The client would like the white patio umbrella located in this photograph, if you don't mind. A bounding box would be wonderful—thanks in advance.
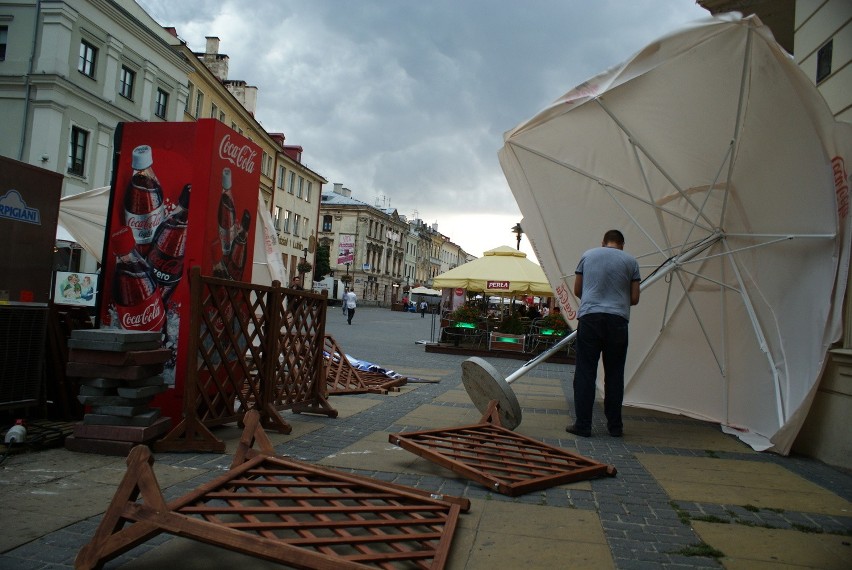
[498,13,851,453]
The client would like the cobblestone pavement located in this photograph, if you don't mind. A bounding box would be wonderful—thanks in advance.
[0,306,850,569]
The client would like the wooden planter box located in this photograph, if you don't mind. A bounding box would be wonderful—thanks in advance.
[489,332,526,353]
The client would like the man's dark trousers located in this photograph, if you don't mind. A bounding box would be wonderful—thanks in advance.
[572,312,629,433]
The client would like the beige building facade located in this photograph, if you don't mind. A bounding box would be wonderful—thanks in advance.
[319,184,470,306]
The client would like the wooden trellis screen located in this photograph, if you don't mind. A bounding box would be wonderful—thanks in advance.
[323,335,407,395]
[389,401,617,496]
[77,411,466,570]
[156,268,336,453]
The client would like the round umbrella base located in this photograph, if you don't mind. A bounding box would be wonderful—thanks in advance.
[461,357,522,429]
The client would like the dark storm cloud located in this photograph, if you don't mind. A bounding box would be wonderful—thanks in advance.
[136,0,709,254]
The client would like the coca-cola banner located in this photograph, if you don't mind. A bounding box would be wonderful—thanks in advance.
[100,120,261,416]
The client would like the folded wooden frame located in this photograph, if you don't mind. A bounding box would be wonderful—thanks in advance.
[75,410,469,570]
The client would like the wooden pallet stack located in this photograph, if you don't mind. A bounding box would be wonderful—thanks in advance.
[64,329,173,456]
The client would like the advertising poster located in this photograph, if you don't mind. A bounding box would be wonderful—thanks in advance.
[54,271,98,307]
[99,120,261,419]
[337,233,355,264]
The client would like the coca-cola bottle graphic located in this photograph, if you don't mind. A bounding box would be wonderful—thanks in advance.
[111,226,165,333]
[218,168,237,257]
[148,183,190,301]
[226,210,251,281]
[124,145,165,256]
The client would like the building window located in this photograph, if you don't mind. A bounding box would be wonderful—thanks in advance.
[282,210,291,233]
[78,40,97,78]
[296,176,304,198]
[322,215,332,232]
[302,218,309,238]
[287,172,296,194]
[218,111,225,122]
[816,39,833,84]
[273,206,282,230]
[119,66,135,99]
[194,90,204,118]
[293,213,301,236]
[211,102,218,119]
[0,26,8,61]
[67,126,89,176]
[185,82,194,112]
[276,165,285,189]
[305,181,312,202]
[155,88,168,118]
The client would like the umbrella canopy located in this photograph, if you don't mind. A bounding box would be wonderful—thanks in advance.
[499,13,851,454]
[432,245,553,296]
[58,186,111,262]
[410,286,441,296]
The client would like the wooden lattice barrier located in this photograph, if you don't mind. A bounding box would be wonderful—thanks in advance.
[389,401,617,496]
[156,268,335,453]
[76,410,466,570]
[323,335,407,395]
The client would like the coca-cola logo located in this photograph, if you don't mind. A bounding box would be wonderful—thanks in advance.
[120,298,163,330]
[555,283,577,320]
[219,135,257,174]
[126,209,165,240]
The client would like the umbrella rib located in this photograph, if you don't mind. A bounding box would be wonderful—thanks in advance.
[680,141,734,255]
[628,140,674,258]
[720,25,755,227]
[720,238,786,426]
[671,268,726,374]
[594,98,716,228]
[509,142,716,234]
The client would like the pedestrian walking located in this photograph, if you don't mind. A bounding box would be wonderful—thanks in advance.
[419,300,428,318]
[342,288,349,316]
[344,288,357,325]
[567,229,640,438]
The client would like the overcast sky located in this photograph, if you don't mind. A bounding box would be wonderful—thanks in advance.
[135,0,710,260]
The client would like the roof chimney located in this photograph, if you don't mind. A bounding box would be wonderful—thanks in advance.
[333,183,343,195]
[205,36,220,54]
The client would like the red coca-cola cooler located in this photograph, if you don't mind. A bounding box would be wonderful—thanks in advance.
[99,120,261,420]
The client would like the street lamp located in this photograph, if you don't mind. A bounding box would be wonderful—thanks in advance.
[299,247,309,285]
[511,223,523,250]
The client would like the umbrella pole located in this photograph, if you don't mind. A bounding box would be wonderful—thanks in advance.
[463,234,723,428]
[506,233,721,385]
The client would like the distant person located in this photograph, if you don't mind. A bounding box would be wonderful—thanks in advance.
[344,288,357,325]
[528,304,541,320]
[342,288,349,315]
[567,229,640,439]
[419,300,428,318]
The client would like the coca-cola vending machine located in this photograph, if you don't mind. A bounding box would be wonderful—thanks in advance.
[100,120,261,420]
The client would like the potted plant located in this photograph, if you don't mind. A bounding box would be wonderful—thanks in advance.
[297,260,313,274]
[497,311,525,334]
[340,273,353,284]
[450,305,482,327]
[539,312,569,334]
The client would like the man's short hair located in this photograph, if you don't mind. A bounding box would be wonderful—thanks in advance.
[603,229,625,245]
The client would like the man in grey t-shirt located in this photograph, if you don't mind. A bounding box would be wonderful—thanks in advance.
[567,229,640,438]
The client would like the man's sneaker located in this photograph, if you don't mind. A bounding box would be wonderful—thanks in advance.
[565,424,591,437]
